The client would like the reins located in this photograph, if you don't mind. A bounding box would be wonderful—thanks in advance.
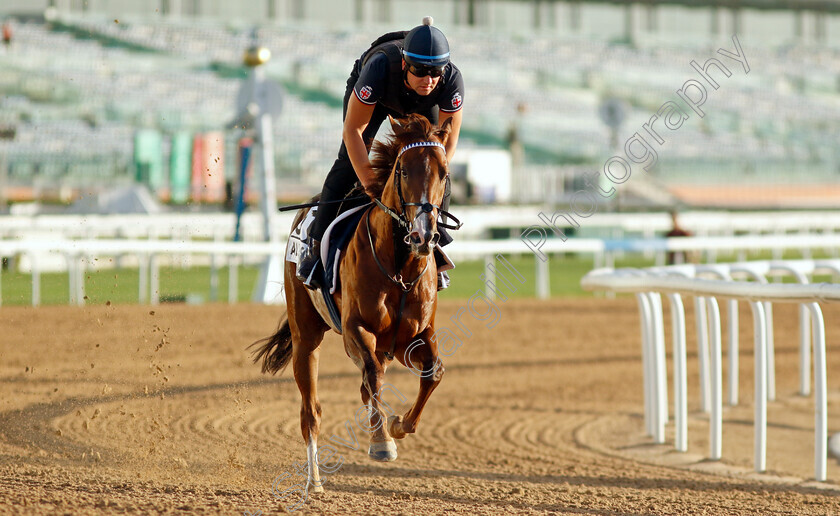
[278,195,369,212]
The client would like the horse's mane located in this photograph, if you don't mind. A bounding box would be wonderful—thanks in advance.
[368,114,449,199]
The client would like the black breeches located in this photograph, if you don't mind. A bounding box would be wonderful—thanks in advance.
[309,155,359,240]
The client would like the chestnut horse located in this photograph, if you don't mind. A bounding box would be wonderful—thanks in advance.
[252,114,455,494]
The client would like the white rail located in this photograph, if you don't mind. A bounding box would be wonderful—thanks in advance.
[0,239,281,306]
[3,232,840,306]
[581,261,840,482]
[4,210,840,241]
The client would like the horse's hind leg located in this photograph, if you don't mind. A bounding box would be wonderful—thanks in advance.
[292,339,325,494]
[286,271,329,494]
[389,328,444,440]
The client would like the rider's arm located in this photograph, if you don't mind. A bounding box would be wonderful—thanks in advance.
[343,95,378,196]
[438,66,465,163]
[438,108,462,163]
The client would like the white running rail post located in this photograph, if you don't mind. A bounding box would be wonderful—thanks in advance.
[727,298,738,406]
[635,292,654,437]
[749,300,767,473]
[807,302,827,482]
[536,254,550,299]
[694,296,711,414]
[706,296,723,460]
[667,293,688,452]
[647,292,668,444]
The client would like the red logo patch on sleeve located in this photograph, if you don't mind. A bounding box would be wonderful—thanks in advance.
[359,85,373,100]
[451,92,462,109]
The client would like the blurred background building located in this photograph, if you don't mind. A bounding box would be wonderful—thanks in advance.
[1,0,839,212]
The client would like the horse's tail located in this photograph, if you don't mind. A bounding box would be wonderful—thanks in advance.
[249,312,293,375]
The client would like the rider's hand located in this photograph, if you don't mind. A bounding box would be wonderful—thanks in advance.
[363,183,379,200]
[356,178,378,200]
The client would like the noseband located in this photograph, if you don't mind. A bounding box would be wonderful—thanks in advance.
[372,141,463,245]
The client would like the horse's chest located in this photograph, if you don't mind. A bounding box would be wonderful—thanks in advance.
[363,292,432,334]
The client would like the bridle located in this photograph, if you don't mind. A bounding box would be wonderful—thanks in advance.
[367,140,463,360]
[371,140,462,245]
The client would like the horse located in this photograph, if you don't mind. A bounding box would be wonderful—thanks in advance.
[251,113,456,494]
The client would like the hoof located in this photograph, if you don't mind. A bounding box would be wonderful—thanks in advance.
[309,483,324,495]
[387,415,407,440]
[368,440,398,462]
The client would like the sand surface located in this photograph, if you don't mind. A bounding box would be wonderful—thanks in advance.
[2,297,840,515]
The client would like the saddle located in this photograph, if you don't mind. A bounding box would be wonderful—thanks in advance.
[286,192,370,330]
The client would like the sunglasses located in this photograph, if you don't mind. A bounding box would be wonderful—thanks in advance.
[408,64,445,78]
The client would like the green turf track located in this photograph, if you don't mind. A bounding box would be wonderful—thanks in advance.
[1,249,833,306]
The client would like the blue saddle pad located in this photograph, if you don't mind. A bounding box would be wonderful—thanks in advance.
[321,203,371,294]
[316,203,371,332]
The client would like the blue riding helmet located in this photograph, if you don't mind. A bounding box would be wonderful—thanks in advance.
[402,18,450,69]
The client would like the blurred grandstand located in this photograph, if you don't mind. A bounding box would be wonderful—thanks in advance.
[1,0,839,212]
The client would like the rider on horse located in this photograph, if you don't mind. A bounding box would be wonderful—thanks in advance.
[296,16,464,291]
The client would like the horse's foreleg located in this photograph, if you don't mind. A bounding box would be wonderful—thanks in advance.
[363,357,399,461]
[390,330,444,440]
[292,344,324,494]
[346,325,397,462]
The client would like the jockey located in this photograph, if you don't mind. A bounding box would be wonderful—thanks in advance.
[296,16,464,291]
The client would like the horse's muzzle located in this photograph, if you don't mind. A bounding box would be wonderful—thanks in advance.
[408,227,438,256]
[409,229,439,246]
[409,232,437,256]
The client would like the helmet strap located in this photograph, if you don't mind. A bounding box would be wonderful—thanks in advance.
[401,60,411,91]
[400,58,408,87]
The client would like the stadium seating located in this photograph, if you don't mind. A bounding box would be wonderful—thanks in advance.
[0,14,838,206]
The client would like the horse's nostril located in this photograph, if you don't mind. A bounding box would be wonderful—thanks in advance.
[430,232,440,246]
[409,231,423,245]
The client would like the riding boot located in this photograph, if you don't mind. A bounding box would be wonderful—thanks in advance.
[434,242,453,292]
[437,271,450,291]
[296,238,322,290]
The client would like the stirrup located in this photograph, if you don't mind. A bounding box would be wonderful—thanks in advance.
[301,263,323,291]
[437,271,450,291]
[296,240,322,289]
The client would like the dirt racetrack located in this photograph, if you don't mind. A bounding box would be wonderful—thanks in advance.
[2,297,840,515]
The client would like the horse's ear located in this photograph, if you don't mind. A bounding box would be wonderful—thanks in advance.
[435,117,454,146]
[388,115,404,134]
